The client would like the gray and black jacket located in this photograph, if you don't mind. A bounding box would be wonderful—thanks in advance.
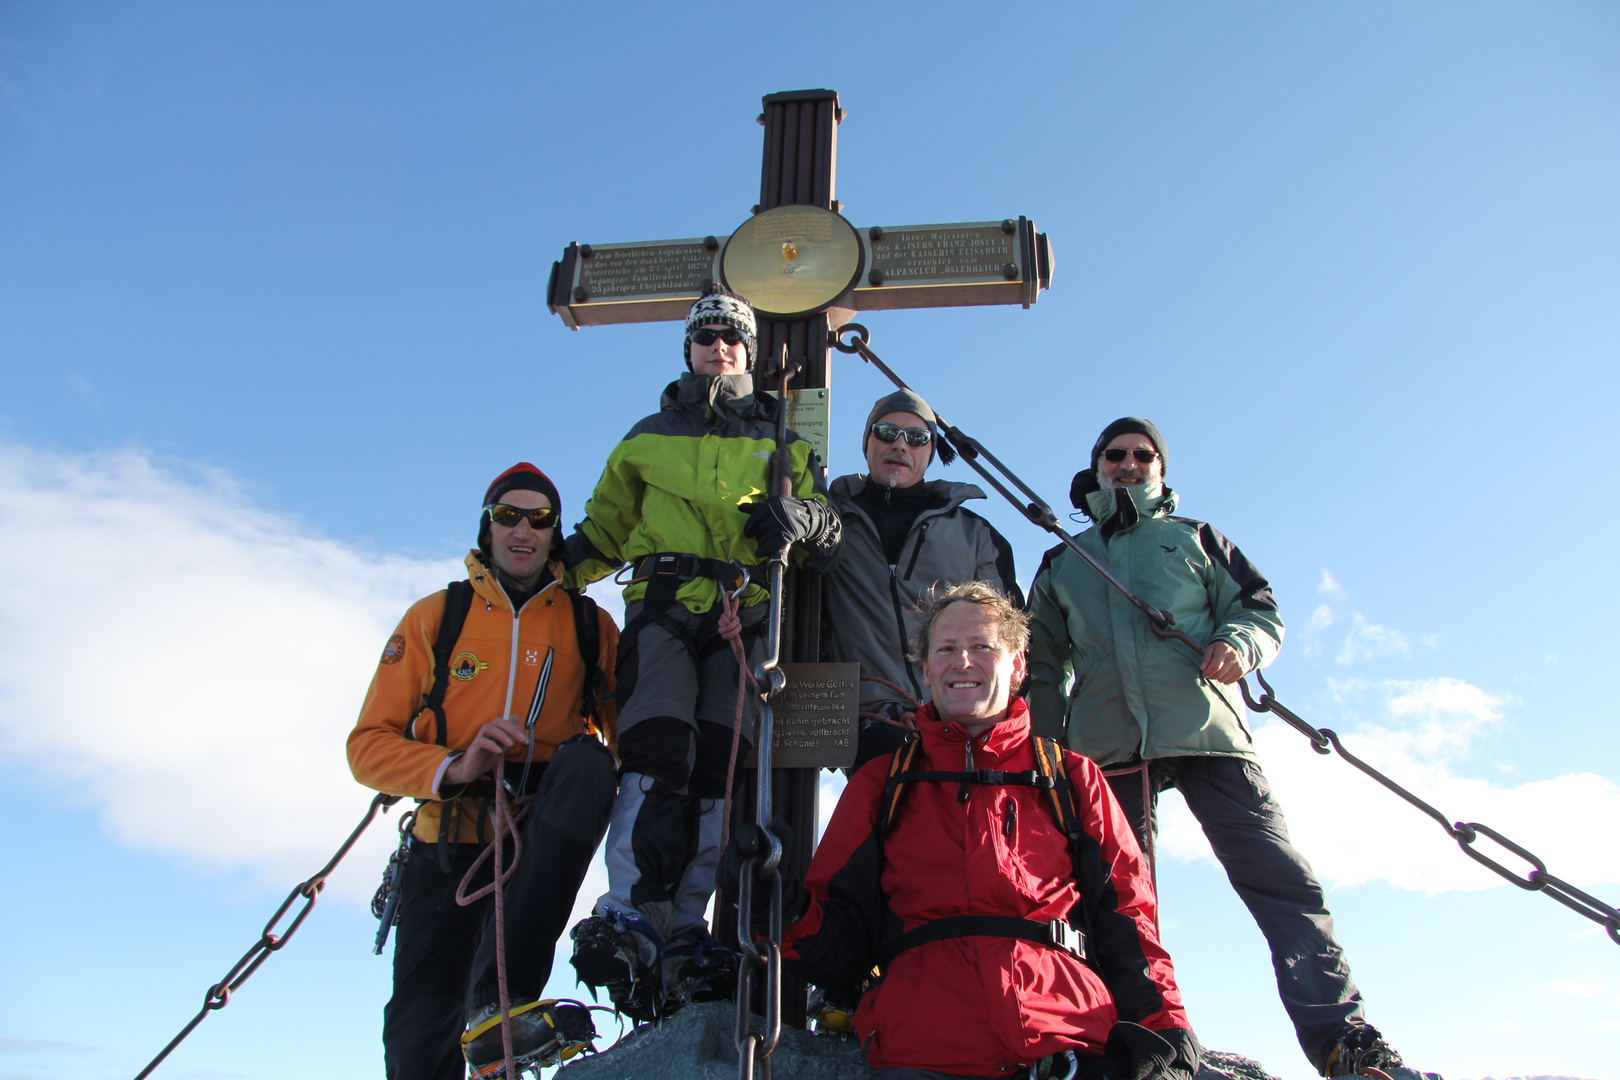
[821,473,1022,717]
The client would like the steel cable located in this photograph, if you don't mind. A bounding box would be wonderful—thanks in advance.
[832,322,1620,948]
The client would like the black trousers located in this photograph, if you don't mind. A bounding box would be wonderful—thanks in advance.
[1106,755,1365,1067]
[382,736,616,1080]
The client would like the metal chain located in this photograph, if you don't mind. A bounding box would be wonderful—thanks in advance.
[832,322,1620,949]
[132,792,401,1080]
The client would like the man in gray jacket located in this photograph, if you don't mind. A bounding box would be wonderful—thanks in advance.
[1026,417,1408,1080]
[822,389,1022,769]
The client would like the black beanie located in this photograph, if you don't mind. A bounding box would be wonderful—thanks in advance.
[1089,417,1168,476]
[478,462,563,554]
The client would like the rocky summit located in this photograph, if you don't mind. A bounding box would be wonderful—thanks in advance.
[556,1001,1288,1080]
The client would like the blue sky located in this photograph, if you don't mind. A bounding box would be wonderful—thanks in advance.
[2,2,1617,1079]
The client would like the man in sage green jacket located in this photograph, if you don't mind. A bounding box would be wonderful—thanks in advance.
[1026,417,1407,1080]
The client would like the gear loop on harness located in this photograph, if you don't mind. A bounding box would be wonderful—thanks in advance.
[834,322,1620,949]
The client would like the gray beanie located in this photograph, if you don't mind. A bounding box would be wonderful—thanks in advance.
[684,285,758,369]
[863,389,956,465]
[1090,416,1167,476]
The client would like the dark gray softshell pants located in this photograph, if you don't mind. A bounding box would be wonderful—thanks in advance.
[1108,756,1365,1068]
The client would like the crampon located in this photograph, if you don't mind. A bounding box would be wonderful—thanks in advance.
[460,998,597,1079]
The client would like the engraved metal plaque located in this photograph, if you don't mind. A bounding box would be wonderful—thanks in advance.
[783,386,830,472]
[555,238,723,327]
[721,206,864,318]
[852,220,1050,311]
[746,662,860,769]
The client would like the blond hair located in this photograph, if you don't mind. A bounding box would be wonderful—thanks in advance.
[910,580,1030,659]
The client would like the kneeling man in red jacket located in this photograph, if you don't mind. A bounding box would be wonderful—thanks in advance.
[725,581,1201,1080]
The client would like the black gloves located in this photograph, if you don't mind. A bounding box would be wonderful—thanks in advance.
[738,496,835,560]
[717,817,807,928]
[1045,1023,1200,1080]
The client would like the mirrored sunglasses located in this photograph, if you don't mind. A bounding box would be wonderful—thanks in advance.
[870,422,933,447]
[1102,448,1158,463]
[690,327,748,347]
[486,504,560,529]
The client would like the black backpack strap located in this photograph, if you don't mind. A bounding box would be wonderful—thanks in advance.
[566,588,605,723]
[877,734,924,841]
[877,914,1086,974]
[1033,735,1099,954]
[417,580,475,748]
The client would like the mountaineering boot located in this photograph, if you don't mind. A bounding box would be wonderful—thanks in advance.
[808,984,861,1036]
[664,932,740,1006]
[460,999,598,1079]
[569,912,664,1023]
[1321,1025,1431,1078]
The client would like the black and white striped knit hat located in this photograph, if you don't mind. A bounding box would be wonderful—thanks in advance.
[684,285,758,370]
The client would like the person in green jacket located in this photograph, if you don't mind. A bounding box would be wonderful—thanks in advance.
[1026,418,1408,1080]
[561,286,841,1021]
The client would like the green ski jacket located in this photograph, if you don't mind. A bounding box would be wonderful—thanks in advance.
[1025,484,1283,764]
[564,371,836,612]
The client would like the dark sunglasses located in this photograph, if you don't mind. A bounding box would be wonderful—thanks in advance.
[690,327,748,347]
[870,422,933,447]
[1102,448,1158,464]
[486,504,560,529]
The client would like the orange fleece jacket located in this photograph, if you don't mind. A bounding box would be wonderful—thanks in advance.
[347,553,619,844]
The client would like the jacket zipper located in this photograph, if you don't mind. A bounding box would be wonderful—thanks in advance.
[888,566,924,700]
[1003,800,1017,838]
[902,520,931,581]
[958,736,975,802]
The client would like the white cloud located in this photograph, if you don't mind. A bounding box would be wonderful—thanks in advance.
[1158,677,1620,895]
[1335,613,1411,664]
[1317,570,1346,598]
[0,443,466,899]
[1306,603,1335,632]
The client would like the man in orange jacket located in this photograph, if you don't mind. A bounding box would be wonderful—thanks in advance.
[348,463,620,1080]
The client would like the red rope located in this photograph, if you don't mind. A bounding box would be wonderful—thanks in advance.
[455,775,525,1079]
[717,590,758,854]
[859,674,921,731]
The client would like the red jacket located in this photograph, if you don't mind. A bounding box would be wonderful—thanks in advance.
[781,698,1191,1074]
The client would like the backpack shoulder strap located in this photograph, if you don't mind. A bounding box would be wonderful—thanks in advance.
[877,734,925,840]
[1032,736,1083,842]
[417,580,475,747]
[566,588,604,722]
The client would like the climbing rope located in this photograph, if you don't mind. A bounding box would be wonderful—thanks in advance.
[719,585,758,856]
[833,321,1620,948]
[859,673,920,731]
[133,792,401,1080]
[455,773,527,1080]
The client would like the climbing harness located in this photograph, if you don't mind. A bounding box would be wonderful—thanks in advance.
[733,350,794,1080]
[132,793,401,1079]
[833,322,1620,948]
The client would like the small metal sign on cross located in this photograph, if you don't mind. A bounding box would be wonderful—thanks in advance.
[546,88,1054,1034]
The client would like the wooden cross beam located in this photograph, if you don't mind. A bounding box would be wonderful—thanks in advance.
[546,88,1055,393]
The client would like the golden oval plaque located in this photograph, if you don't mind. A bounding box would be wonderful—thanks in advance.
[721,205,864,318]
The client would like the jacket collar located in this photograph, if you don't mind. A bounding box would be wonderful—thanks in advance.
[832,473,985,507]
[1084,483,1178,542]
[464,551,562,613]
[914,697,1034,765]
[662,371,762,424]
